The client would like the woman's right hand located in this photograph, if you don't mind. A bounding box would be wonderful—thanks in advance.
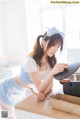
[51,63,68,75]
[36,91,46,101]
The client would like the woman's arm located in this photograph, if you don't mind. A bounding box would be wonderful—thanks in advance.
[29,71,53,93]
[44,80,53,95]
[29,63,67,93]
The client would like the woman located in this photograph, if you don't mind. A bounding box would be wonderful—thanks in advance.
[0,27,68,119]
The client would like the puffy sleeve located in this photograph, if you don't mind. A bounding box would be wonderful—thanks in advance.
[22,57,38,72]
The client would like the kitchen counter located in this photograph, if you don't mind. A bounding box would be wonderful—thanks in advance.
[16,90,80,119]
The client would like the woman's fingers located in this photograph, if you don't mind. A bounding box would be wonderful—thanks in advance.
[36,91,45,101]
[52,63,68,75]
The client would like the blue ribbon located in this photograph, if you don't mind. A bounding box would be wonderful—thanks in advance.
[47,27,65,39]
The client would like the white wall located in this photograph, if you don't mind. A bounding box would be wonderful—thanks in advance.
[24,0,42,52]
[0,0,42,65]
[3,0,28,64]
[0,3,7,54]
[0,0,29,65]
[67,49,80,63]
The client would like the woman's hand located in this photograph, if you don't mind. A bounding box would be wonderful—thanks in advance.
[51,63,68,75]
[36,91,46,101]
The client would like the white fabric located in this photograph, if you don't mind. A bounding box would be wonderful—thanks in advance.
[22,57,38,73]
[22,57,51,80]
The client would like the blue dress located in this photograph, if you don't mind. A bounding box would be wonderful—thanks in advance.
[0,67,33,105]
[0,57,51,105]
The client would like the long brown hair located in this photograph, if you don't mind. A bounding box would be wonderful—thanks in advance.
[29,33,63,68]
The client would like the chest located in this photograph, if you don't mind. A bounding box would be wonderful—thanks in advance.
[37,64,51,80]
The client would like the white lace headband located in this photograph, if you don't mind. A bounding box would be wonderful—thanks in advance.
[46,27,65,39]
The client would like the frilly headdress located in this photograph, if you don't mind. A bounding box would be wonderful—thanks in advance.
[46,27,65,39]
[40,27,64,47]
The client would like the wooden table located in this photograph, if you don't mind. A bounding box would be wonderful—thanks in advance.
[16,91,80,119]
